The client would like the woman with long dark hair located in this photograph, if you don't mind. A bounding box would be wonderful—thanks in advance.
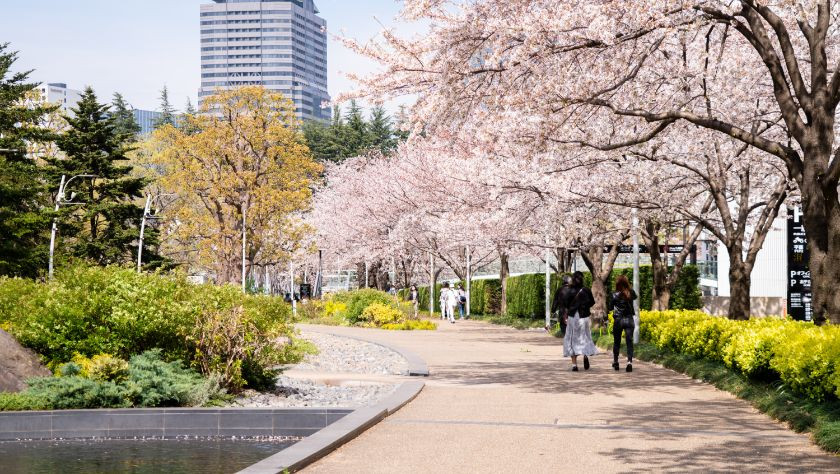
[611,275,637,372]
[562,271,598,371]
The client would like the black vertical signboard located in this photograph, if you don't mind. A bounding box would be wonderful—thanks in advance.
[787,207,812,321]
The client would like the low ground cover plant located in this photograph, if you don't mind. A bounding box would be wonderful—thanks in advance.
[0,350,227,411]
[0,264,306,394]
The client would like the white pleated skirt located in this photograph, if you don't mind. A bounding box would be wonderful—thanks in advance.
[563,313,599,357]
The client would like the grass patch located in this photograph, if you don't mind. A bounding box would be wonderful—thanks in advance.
[593,334,840,454]
[469,313,547,330]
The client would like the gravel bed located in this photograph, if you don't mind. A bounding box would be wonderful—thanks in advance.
[231,377,397,408]
[230,330,407,408]
[293,331,409,376]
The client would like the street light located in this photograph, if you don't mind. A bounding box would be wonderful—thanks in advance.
[48,174,96,280]
[137,194,174,272]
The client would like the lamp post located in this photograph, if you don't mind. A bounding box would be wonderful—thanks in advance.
[632,208,641,343]
[49,174,96,280]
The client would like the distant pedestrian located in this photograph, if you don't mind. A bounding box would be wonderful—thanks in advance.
[456,284,467,320]
[442,282,457,323]
[551,275,575,335]
[562,271,598,371]
[408,285,419,319]
[610,275,637,372]
[439,283,448,320]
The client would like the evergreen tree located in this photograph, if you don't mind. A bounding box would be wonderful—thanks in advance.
[368,105,396,155]
[343,100,369,156]
[178,97,200,135]
[154,85,176,129]
[184,97,196,115]
[111,92,141,140]
[0,43,56,277]
[48,87,147,266]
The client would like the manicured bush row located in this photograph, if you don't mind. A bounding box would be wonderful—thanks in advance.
[401,265,702,318]
[640,310,840,401]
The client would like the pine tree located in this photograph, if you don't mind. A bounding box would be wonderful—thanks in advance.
[344,100,369,156]
[111,92,141,140]
[0,43,56,277]
[184,97,196,115]
[368,105,396,155]
[154,85,176,129]
[178,97,201,135]
[48,87,147,266]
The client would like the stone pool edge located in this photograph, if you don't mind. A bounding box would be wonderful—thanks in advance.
[235,379,425,474]
[0,407,354,441]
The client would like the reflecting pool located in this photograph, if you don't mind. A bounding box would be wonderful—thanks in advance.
[0,438,296,474]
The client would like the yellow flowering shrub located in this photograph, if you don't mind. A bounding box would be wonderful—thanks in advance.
[639,310,840,401]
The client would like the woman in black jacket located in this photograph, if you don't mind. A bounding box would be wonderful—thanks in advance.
[611,275,636,372]
[562,271,599,371]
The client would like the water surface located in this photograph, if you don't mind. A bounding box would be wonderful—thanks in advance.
[0,438,296,474]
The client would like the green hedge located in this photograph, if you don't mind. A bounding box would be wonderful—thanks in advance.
[641,310,840,402]
[404,265,701,318]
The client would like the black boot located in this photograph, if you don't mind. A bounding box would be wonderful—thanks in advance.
[583,356,590,370]
[612,361,619,371]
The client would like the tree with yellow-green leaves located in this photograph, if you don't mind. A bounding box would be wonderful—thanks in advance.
[145,87,322,284]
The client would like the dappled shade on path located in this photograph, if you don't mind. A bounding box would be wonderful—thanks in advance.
[301,321,839,473]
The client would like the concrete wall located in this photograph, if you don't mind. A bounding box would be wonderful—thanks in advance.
[703,296,786,317]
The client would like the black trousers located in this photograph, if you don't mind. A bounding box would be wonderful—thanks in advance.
[613,320,634,361]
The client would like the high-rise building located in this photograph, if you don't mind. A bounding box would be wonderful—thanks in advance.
[38,83,83,115]
[199,0,330,122]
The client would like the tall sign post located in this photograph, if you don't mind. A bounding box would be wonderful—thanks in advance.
[787,206,812,321]
[466,246,471,317]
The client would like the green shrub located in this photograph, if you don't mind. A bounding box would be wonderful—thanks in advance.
[339,289,395,324]
[1,350,226,411]
[0,264,300,393]
[0,392,52,411]
[26,376,132,409]
[640,310,840,402]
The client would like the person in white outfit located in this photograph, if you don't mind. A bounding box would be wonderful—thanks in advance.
[439,284,449,320]
[443,282,458,323]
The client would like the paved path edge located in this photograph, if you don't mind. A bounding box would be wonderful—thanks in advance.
[298,324,431,376]
[236,380,425,474]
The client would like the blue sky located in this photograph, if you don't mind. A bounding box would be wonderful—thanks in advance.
[1,1,411,113]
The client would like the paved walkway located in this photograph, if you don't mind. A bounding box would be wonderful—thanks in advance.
[301,320,840,473]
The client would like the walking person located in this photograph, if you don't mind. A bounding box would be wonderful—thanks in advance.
[408,285,419,319]
[551,275,575,335]
[563,271,599,371]
[456,284,467,320]
[439,283,449,320]
[443,282,458,323]
[610,275,636,372]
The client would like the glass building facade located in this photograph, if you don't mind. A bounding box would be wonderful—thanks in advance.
[199,0,330,122]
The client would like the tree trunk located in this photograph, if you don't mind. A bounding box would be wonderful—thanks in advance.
[727,253,751,320]
[645,226,671,311]
[499,250,509,315]
[799,164,840,325]
[590,276,607,320]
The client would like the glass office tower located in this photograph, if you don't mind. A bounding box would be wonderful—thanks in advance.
[200,0,329,121]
